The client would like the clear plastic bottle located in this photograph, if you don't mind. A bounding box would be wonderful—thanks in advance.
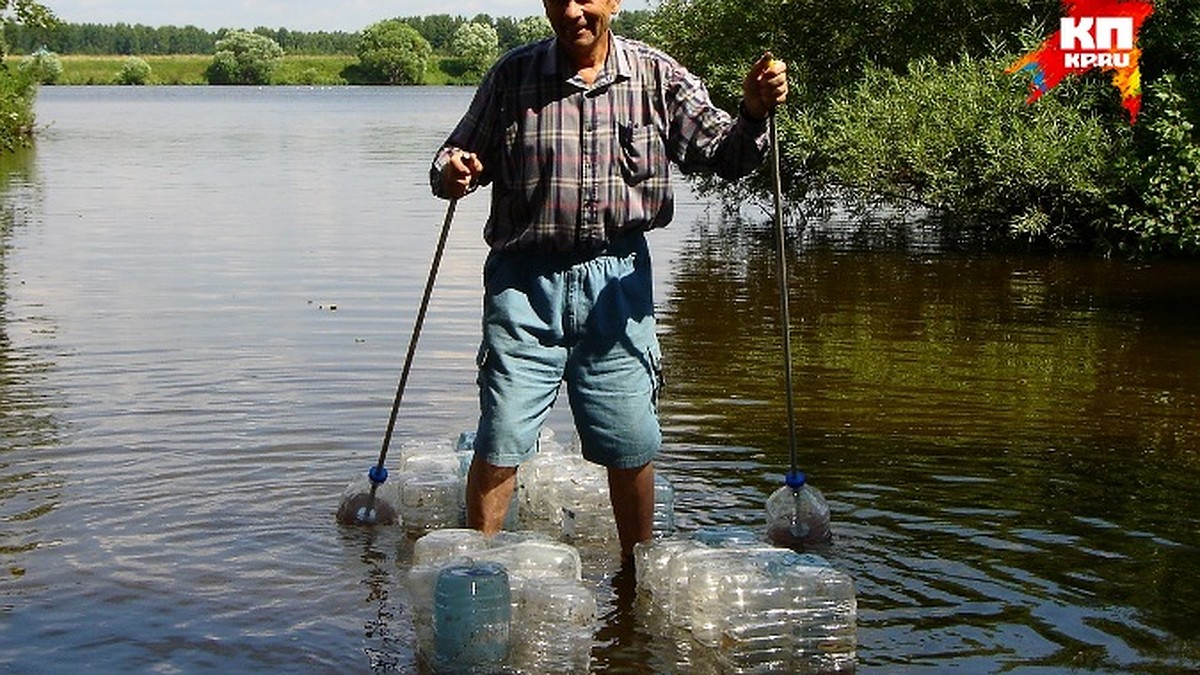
[485,539,582,582]
[693,525,761,548]
[509,578,597,674]
[399,473,466,535]
[652,473,677,537]
[715,549,856,673]
[765,471,832,549]
[411,528,488,567]
[783,563,857,672]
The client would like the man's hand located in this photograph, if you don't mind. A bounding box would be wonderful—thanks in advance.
[440,150,484,199]
[742,53,788,121]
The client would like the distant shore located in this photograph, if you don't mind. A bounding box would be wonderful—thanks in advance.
[5,54,474,86]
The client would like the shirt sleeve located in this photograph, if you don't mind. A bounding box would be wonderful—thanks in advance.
[664,65,770,181]
[429,68,503,199]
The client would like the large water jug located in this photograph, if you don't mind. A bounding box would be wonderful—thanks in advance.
[399,439,462,475]
[406,556,471,660]
[765,471,832,549]
[433,561,512,672]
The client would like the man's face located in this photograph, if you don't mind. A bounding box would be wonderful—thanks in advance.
[543,0,621,60]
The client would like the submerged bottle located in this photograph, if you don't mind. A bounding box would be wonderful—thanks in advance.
[718,550,857,673]
[509,578,597,674]
[766,470,832,549]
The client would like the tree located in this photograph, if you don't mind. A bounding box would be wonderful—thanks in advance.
[1,0,56,152]
[649,0,1200,255]
[401,14,461,52]
[1,0,55,40]
[204,30,283,85]
[18,45,60,83]
[611,9,653,42]
[356,19,431,85]
[513,15,552,46]
[114,55,151,85]
[450,22,498,76]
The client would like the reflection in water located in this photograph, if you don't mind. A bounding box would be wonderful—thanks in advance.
[347,528,414,674]
[657,212,1200,670]
[0,146,61,585]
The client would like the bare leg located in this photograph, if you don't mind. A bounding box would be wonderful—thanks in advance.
[608,462,655,559]
[466,455,518,535]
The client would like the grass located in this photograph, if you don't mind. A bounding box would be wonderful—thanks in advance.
[3,54,484,86]
[4,54,361,86]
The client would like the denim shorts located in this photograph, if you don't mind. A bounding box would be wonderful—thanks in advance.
[473,233,663,469]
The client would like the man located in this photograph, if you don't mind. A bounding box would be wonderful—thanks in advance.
[431,0,787,561]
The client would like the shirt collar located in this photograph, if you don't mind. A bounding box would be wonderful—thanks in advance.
[542,33,633,89]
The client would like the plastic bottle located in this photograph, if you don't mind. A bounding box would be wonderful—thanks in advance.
[633,537,700,605]
[399,473,465,534]
[715,550,856,673]
[509,578,597,674]
[765,471,832,549]
[433,561,512,672]
[693,525,761,548]
[652,473,676,537]
[335,475,400,526]
[558,466,617,543]
[485,539,582,582]
[411,528,488,567]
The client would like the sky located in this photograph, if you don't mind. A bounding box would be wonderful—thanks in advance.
[42,1,654,33]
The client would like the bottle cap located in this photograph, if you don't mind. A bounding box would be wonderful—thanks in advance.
[785,470,807,488]
[368,465,389,485]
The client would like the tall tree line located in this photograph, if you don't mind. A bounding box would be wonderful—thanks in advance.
[3,22,358,55]
[3,11,653,56]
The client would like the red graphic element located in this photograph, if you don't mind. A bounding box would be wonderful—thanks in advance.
[1006,0,1154,123]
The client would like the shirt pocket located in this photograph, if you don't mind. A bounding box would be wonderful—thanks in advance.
[618,122,663,186]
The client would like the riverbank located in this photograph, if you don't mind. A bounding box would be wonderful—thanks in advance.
[3,54,469,86]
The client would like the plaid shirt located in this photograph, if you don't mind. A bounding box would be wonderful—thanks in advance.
[431,35,770,253]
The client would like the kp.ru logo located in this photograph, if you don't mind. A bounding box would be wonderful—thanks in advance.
[1007,0,1154,123]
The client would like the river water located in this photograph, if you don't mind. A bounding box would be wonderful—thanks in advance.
[0,86,1196,673]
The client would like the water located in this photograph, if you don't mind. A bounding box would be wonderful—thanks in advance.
[1,86,1197,672]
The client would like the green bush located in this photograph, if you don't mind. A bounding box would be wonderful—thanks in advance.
[1110,75,1200,255]
[814,56,1126,249]
[19,46,61,84]
[449,22,498,77]
[0,62,36,151]
[205,30,283,85]
[114,56,151,85]
[647,0,1200,256]
[357,19,431,85]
